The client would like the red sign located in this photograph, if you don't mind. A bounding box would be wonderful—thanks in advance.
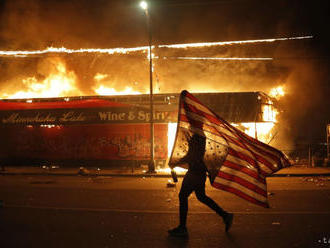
[0,123,168,161]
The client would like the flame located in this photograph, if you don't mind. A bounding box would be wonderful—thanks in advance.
[262,100,278,122]
[164,56,273,61]
[94,73,108,81]
[167,122,177,157]
[269,86,285,99]
[155,167,187,175]
[93,72,144,96]
[0,46,148,57]
[0,36,312,57]
[158,36,313,49]
[1,60,81,99]
[94,85,141,96]
[233,122,275,143]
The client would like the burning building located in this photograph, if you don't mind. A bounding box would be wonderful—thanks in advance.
[0,91,277,168]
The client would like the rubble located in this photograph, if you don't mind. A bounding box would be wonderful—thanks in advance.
[78,167,90,176]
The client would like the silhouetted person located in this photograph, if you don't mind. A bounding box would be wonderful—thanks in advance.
[168,134,233,237]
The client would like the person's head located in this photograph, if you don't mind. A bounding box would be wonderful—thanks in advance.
[189,133,206,151]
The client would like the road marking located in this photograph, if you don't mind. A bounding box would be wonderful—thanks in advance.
[3,204,330,215]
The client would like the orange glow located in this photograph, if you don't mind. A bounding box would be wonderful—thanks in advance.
[233,122,275,144]
[0,36,312,57]
[167,122,177,157]
[94,85,142,96]
[1,60,81,99]
[269,86,285,100]
[155,167,187,175]
[262,101,278,122]
[0,46,148,57]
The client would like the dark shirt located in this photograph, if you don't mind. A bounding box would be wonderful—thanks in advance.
[179,134,207,175]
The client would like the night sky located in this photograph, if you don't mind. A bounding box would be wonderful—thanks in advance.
[0,0,329,146]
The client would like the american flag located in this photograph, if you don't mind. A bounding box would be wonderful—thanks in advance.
[169,90,291,207]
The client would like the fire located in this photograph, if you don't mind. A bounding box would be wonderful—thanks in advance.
[0,36,312,58]
[0,46,148,57]
[262,100,278,122]
[93,73,143,96]
[167,122,177,157]
[236,122,275,144]
[1,59,81,99]
[269,86,285,100]
[158,36,312,49]
[165,56,273,61]
[94,85,141,96]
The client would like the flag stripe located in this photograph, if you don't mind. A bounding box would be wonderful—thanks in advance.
[179,116,273,176]
[181,109,282,172]
[170,90,291,208]
[182,100,283,159]
[218,169,267,197]
[212,177,267,204]
[222,159,266,183]
[212,181,269,208]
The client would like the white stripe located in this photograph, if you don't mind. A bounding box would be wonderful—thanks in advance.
[227,142,275,174]
[225,154,259,171]
[177,124,274,176]
[180,111,237,140]
[219,166,267,191]
[181,108,281,168]
[179,120,274,175]
[226,153,272,175]
[184,97,216,118]
[178,123,228,148]
[182,100,282,159]
[180,98,284,173]
[213,177,267,203]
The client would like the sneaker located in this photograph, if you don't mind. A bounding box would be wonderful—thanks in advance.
[224,213,234,232]
[168,226,188,237]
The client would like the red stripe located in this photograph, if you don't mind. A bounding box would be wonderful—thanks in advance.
[181,112,278,174]
[182,103,223,127]
[253,153,277,172]
[183,103,277,163]
[222,131,280,164]
[212,181,269,208]
[228,148,257,166]
[181,112,276,175]
[182,90,205,106]
[222,160,266,183]
[182,96,286,164]
[180,115,225,141]
[183,92,284,159]
[217,171,267,197]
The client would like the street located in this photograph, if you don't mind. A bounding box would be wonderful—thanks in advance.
[0,174,329,248]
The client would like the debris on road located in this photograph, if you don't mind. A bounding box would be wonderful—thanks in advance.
[167,179,176,188]
[272,222,281,225]
[78,167,90,176]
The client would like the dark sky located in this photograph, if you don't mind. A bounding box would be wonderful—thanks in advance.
[0,0,329,146]
[0,0,329,49]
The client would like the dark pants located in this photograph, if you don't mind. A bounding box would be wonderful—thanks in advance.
[179,171,227,227]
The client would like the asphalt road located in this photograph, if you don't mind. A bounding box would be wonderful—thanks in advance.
[0,175,329,248]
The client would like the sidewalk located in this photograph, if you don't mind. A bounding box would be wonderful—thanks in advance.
[0,164,330,177]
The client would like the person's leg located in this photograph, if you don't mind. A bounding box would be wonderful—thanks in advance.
[178,173,194,228]
[194,175,227,217]
[168,172,194,236]
[194,175,234,232]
